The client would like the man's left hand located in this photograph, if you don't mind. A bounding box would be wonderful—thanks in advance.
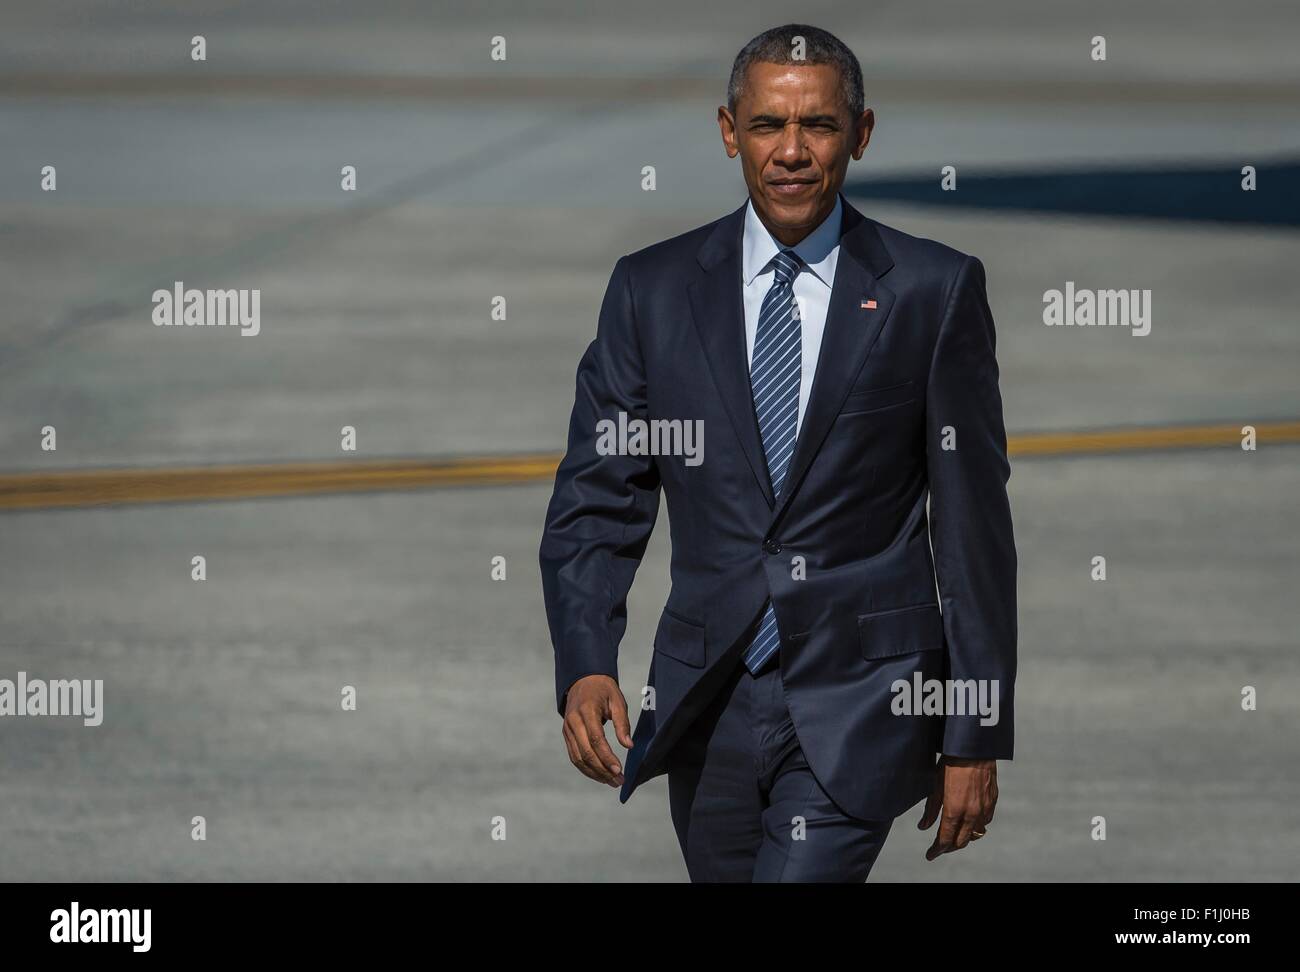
[918,756,998,861]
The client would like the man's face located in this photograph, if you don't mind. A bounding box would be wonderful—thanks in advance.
[719,61,873,245]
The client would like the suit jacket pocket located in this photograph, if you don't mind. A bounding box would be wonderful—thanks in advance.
[654,608,706,668]
[858,603,943,660]
[840,380,916,416]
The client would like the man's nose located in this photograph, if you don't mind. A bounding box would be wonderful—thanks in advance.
[775,125,810,165]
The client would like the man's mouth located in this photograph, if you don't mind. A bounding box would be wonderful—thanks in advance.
[767,179,818,196]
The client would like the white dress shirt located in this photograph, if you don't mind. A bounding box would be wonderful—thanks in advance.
[741,194,843,436]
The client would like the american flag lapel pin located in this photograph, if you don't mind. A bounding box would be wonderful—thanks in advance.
[861,299,878,310]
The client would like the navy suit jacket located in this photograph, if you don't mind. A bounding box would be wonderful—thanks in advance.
[540,194,1017,821]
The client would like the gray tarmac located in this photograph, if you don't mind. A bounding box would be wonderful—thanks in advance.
[0,0,1296,880]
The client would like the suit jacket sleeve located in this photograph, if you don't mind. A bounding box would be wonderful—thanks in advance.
[926,255,1018,759]
[540,256,662,715]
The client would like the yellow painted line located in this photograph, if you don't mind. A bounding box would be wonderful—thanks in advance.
[0,454,562,510]
[1009,420,1300,456]
[0,421,1296,511]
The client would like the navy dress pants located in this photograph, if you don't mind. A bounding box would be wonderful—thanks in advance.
[666,655,893,882]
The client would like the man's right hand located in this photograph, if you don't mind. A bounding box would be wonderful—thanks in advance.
[562,674,633,787]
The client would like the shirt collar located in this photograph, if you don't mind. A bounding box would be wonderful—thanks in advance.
[742,193,843,287]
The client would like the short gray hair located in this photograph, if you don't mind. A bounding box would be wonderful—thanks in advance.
[727,24,863,120]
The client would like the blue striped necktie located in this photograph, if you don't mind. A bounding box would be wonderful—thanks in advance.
[742,249,802,675]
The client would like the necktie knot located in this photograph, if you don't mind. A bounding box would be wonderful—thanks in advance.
[768,250,801,287]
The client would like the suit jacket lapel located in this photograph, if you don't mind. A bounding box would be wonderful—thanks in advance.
[688,204,775,507]
[687,197,897,515]
[772,199,897,523]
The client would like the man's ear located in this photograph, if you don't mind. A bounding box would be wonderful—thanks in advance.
[718,106,740,159]
[851,108,875,161]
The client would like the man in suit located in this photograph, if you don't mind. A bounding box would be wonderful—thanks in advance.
[540,23,1016,882]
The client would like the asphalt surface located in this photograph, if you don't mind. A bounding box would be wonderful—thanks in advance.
[0,0,1296,880]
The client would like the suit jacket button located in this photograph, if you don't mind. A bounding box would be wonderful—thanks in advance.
[763,539,782,555]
